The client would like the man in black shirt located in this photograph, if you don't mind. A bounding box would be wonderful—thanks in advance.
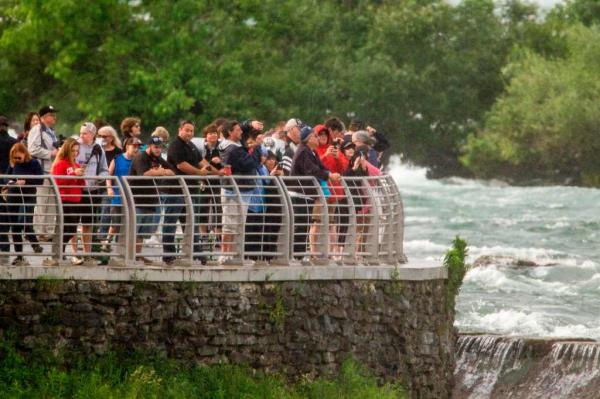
[164,120,214,265]
[129,136,175,265]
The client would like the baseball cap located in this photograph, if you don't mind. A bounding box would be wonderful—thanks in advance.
[39,105,58,117]
[284,118,304,132]
[148,136,163,146]
[300,125,314,142]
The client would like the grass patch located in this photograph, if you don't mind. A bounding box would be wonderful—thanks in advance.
[0,339,406,398]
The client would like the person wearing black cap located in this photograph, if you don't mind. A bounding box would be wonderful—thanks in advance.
[28,105,59,240]
[0,116,16,263]
[129,136,175,265]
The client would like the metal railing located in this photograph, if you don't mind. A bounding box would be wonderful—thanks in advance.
[0,174,405,267]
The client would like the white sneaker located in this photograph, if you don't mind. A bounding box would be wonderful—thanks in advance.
[144,235,160,246]
[70,256,84,266]
[218,256,238,266]
[42,258,59,266]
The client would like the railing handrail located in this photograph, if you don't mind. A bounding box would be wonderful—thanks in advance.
[0,173,405,266]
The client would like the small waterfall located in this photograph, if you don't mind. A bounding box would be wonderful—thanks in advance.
[454,335,600,399]
[455,335,526,399]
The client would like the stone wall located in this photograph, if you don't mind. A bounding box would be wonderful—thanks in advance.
[0,265,455,398]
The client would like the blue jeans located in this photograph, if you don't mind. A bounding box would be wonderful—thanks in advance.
[97,196,112,236]
[161,195,200,260]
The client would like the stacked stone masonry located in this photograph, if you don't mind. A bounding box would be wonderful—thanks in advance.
[0,278,455,398]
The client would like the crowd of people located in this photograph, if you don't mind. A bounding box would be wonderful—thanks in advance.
[0,105,391,266]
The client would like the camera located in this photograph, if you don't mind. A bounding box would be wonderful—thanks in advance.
[53,135,66,149]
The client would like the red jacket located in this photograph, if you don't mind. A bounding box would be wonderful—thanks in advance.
[316,133,348,203]
[52,159,85,203]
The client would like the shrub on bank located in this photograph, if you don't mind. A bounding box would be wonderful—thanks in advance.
[0,339,406,399]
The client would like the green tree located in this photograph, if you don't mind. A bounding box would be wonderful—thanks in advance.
[461,24,600,185]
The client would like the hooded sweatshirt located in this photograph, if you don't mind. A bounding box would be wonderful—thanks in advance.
[218,139,260,191]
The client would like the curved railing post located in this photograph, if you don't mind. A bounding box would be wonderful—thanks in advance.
[271,176,292,265]
[363,176,380,264]
[387,175,406,263]
[47,176,64,263]
[178,176,195,265]
[120,177,137,265]
[338,177,358,265]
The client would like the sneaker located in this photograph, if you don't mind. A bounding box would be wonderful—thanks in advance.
[144,235,160,246]
[70,256,84,266]
[100,240,111,252]
[218,256,238,266]
[31,244,43,254]
[42,258,59,266]
[82,256,97,266]
[163,257,176,267]
[38,234,54,242]
[11,256,29,266]
[136,256,155,266]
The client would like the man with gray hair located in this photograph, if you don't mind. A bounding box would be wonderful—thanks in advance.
[28,105,59,240]
[281,118,303,175]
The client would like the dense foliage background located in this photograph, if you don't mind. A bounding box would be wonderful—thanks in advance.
[1,0,599,184]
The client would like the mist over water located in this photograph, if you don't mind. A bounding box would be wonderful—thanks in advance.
[388,157,600,340]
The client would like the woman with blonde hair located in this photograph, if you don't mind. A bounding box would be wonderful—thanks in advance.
[51,138,86,265]
[97,125,123,249]
[97,125,122,166]
[3,143,44,265]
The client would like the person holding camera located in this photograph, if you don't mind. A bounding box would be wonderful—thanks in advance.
[28,105,60,241]
[314,124,349,257]
[196,123,225,250]
[344,130,382,257]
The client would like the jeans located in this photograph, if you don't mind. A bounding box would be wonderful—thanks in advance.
[97,196,112,236]
[161,195,200,260]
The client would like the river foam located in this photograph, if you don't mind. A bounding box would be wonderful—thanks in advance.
[390,157,600,341]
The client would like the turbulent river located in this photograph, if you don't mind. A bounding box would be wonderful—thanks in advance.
[389,157,600,341]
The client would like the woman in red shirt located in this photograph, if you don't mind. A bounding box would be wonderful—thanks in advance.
[314,124,349,257]
[51,138,86,265]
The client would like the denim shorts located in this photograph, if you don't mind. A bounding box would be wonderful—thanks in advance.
[135,206,160,238]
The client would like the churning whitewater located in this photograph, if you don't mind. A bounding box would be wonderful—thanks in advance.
[389,157,600,340]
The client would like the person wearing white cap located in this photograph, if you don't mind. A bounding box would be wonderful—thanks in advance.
[28,105,59,240]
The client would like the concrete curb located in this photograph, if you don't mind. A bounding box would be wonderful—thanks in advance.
[0,259,445,282]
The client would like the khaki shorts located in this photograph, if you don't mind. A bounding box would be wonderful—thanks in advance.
[221,194,248,235]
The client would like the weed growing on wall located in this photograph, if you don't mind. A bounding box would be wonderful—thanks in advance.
[444,236,468,312]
